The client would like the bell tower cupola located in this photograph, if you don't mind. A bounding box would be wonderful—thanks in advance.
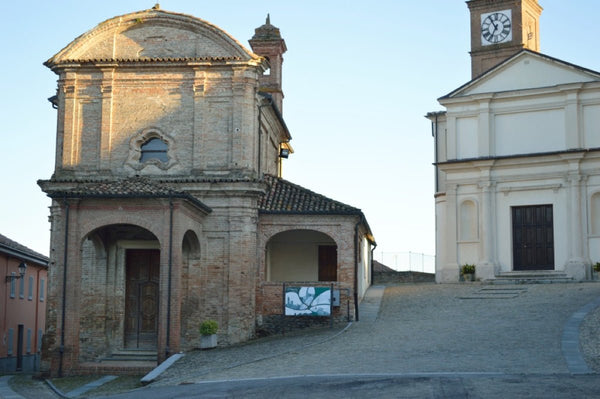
[249,14,287,113]
[468,0,542,78]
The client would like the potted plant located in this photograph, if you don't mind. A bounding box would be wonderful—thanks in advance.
[592,262,600,280]
[461,264,476,282]
[200,319,218,349]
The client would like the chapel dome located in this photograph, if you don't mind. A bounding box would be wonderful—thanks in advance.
[45,7,260,69]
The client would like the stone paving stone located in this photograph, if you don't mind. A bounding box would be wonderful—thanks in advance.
[153,283,600,385]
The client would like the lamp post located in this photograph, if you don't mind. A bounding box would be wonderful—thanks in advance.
[5,262,27,282]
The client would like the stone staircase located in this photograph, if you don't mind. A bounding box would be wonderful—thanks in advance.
[78,350,158,375]
[484,271,575,285]
[100,349,158,363]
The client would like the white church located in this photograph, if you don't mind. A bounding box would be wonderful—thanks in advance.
[428,0,600,283]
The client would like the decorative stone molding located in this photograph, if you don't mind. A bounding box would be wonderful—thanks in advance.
[126,127,179,171]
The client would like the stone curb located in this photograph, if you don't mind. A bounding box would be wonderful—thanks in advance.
[562,295,600,374]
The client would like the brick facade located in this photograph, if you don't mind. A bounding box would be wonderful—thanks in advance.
[38,7,374,376]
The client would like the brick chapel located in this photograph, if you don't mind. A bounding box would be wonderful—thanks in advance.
[38,6,375,376]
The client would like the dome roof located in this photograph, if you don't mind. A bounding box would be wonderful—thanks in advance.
[46,7,261,68]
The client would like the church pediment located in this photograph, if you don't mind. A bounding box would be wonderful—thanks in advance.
[46,8,259,67]
[442,50,600,99]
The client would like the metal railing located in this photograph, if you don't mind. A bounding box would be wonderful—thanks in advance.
[376,252,435,274]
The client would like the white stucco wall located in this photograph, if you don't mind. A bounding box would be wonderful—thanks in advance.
[431,53,600,282]
[494,109,564,156]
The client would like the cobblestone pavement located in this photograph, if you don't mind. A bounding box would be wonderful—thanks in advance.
[154,282,600,385]
[5,282,600,398]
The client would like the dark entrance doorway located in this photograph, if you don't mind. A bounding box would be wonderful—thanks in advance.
[125,249,160,349]
[16,324,24,371]
[512,205,554,271]
[318,245,337,281]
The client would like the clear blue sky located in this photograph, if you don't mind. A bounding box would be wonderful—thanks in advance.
[1,1,599,260]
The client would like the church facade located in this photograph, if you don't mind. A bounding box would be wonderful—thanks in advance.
[428,0,600,283]
[38,7,374,376]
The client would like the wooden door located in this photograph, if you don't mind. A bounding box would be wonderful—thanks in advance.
[512,205,554,271]
[125,249,160,349]
[318,245,337,281]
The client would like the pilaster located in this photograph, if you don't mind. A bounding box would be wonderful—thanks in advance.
[99,67,115,171]
[191,68,205,173]
[443,184,460,282]
[564,157,588,279]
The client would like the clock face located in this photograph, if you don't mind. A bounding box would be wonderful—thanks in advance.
[481,10,512,45]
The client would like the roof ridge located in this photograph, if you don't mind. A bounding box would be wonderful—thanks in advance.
[0,233,49,263]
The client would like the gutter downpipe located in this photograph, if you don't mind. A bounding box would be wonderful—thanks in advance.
[433,113,439,193]
[165,195,174,360]
[58,198,69,377]
[370,241,377,286]
[354,218,360,322]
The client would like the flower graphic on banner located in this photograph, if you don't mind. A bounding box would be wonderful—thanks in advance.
[285,286,331,316]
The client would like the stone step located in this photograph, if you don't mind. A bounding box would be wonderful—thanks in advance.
[100,350,157,362]
[485,271,575,284]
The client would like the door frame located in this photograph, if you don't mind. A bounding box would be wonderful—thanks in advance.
[124,248,161,349]
[511,204,555,271]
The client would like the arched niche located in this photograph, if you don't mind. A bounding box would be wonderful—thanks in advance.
[459,199,479,241]
[592,192,600,235]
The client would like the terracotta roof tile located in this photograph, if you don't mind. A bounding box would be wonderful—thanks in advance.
[39,177,211,213]
[259,175,362,215]
[46,56,243,67]
[0,233,49,264]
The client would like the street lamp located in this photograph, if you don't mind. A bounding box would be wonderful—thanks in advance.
[5,262,27,283]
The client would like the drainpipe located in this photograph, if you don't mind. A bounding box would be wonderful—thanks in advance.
[433,113,439,193]
[58,198,69,377]
[165,195,174,360]
[370,241,378,285]
[354,219,360,322]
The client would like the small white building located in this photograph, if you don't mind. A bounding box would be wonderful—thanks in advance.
[428,0,600,283]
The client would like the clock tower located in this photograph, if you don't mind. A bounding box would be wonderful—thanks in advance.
[468,0,542,78]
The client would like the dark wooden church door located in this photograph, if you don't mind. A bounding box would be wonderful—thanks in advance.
[318,245,337,281]
[512,205,554,271]
[125,249,160,349]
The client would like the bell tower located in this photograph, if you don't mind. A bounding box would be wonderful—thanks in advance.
[249,14,287,113]
[468,0,542,78]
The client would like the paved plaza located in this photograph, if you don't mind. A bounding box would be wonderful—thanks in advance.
[154,283,600,384]
[3,282,600,397]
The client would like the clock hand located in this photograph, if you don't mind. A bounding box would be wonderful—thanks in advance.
[491,21,499,34]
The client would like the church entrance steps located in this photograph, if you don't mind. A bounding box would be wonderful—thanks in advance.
[485,271,574,285]
[100,349,157,362]
[76,350,158,374]
[77,361,156,375]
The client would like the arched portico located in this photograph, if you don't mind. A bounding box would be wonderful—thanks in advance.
[265,229,338,282]
[79,224,161,362]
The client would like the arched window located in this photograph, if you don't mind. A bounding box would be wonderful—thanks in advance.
[140,138,168,163]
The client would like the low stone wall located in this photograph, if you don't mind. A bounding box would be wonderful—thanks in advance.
[373,271,435,284]
[256,315,347,337]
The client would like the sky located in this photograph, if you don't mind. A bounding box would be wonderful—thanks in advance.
[1,1,599,265]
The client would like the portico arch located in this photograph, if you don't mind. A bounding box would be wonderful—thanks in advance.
[79,224,160,360]
[266,229,337,282]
